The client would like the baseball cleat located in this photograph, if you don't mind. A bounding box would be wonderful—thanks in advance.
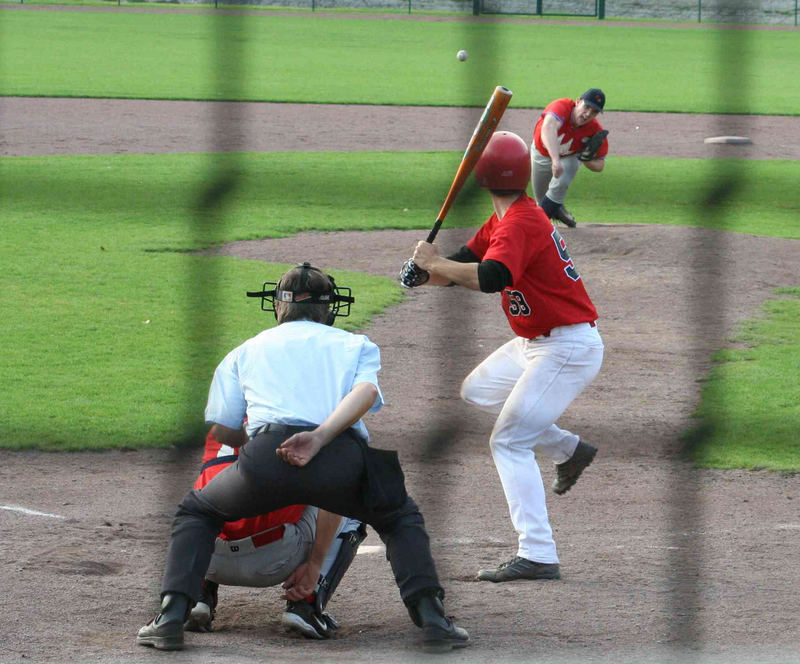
[282,600,333,639]
[554,205,577,228]
[476,556,561,582]
[553,440,597,495]
[136,615,184,650]
[184,601,213,633]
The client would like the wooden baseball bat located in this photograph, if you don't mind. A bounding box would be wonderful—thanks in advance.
[426,85,513,243]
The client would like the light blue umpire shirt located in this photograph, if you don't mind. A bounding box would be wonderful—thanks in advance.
[205,320,384,442]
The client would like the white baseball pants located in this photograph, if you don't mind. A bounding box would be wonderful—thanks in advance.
[461,322,604,563]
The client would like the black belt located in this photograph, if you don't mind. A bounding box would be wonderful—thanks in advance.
[254,423,316,436]
[200,454,239,472]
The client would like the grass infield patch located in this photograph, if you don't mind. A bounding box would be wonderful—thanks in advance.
[685,289,800,471]
[2,151,798,458]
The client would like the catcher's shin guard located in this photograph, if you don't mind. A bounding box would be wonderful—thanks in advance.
[314,522,367,613]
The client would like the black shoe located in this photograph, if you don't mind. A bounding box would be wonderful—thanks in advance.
[554,205,577,228]
[137,615,184,651]
[476,556,561,582]
[412,595,470,653]
[422,620,471,654]
[553,441,597,495]
[282,600,333,639]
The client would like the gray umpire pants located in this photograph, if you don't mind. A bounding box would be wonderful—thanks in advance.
[160,425,441,607]
[531,148,581,205]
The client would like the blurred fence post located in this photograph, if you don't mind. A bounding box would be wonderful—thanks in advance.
[536,0,542,15]
[698,0,702,22]
[598,0,605,19]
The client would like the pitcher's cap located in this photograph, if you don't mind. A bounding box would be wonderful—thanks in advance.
[581,88,605,111]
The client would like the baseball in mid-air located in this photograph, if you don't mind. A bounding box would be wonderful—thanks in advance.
[457,50,468,62]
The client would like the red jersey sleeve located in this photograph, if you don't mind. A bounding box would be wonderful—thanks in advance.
[532,98,574,156]
[466,215,496,260]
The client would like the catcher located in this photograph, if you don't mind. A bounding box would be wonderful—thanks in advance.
[184,426,365,640]
[530,88,609,228]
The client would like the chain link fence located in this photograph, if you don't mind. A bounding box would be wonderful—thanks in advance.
[141,0,799,25]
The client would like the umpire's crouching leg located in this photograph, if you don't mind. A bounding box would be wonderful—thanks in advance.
[160,489,227,602]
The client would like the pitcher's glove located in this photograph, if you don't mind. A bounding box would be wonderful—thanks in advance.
[577,130,608,162]
[399,258,429,288]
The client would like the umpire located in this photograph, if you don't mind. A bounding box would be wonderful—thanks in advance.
[137,262,469,654]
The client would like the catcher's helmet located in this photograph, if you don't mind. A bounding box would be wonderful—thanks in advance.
[474,131,531,192]
[246,262,354,325]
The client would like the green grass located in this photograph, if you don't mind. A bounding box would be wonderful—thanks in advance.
[0,10,797,113]
[685,289,800,471]
[2,150,799,452]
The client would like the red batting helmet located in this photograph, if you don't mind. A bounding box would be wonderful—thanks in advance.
[474,131,531,191]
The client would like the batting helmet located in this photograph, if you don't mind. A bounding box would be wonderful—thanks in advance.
[474,131,531,192]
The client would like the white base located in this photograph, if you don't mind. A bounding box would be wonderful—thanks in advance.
[703,135,752,145]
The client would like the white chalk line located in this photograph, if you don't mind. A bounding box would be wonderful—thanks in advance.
[0,504,66,519]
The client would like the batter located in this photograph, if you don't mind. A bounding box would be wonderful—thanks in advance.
[403,132,604,582]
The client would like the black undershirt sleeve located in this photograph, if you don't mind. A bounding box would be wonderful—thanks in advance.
[477,260,512,293]
[444,246,511,293]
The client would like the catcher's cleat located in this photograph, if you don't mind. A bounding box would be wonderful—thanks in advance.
[185,601,213,633]
[137,615,184,651]
[553,440,597,495]
[476,556,561,582]
[282,600,334,639]
[554,205,577,228]
[185,580,218,633]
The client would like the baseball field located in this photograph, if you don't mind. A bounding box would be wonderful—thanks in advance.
[1,4,799,663]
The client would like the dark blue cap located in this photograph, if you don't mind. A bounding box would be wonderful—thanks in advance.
[581,88,605,111]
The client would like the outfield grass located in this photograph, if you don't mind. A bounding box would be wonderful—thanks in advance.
[2,150,799,452]
[0,9,797,113]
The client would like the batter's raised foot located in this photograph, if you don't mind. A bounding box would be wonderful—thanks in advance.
[553,440,597,495]
[476,556,561,582]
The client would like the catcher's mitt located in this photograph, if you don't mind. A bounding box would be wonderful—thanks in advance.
[399,258,429,289]
[577,130,608,162]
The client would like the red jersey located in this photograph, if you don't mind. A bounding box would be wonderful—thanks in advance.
[466,194,598,338]
[532,98,609,159]
[193,429,305,541]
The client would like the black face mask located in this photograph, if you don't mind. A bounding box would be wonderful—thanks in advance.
[246,262,354,325]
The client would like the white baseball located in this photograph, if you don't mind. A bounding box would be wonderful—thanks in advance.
[457,50,468,62]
